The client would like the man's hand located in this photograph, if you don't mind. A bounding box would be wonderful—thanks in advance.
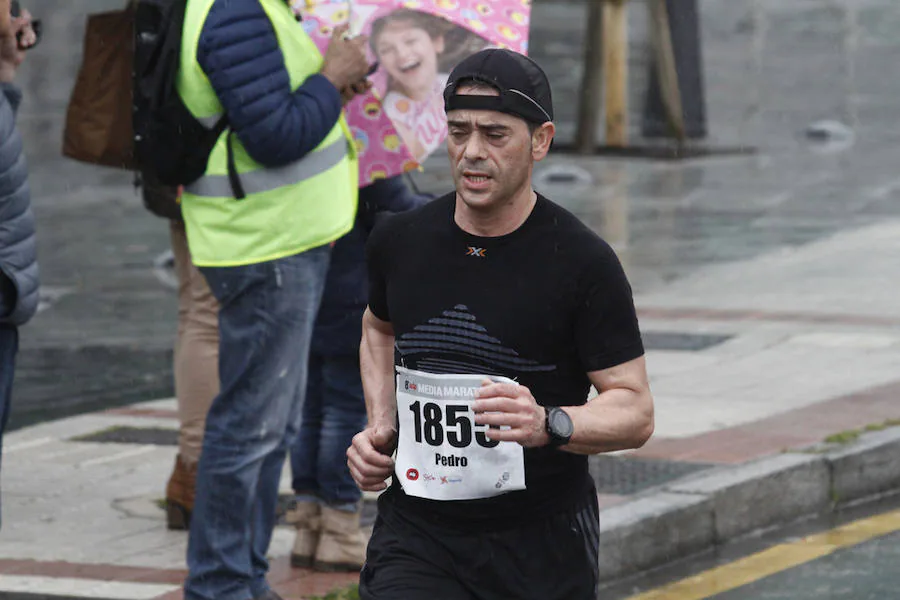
[321,24,371,93]
[340,79,373,106]
[0,6,35,83]
[473,381,550,448]
[347,424,397,492]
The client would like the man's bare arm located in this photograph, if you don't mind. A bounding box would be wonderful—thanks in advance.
[349,308,398,492]
[360,308,396,429]
[472,356,653,453]
[562,356,654,455]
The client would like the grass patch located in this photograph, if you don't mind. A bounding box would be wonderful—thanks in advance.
[824,418,900,445]
[308,585,359,600]
[863,418,900,433]
[824,430,861,445]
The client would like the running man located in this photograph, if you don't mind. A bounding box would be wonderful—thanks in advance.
[348,48,655,600]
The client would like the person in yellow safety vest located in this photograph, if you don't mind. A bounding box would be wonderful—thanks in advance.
[176,1,372,598]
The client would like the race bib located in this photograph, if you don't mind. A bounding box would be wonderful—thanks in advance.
[395,367,527,501]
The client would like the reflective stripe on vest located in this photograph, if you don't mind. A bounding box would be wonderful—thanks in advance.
[197,114,221,128]
[185,137,348,198]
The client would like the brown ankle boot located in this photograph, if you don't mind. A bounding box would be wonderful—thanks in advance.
[165,455,196,531]
[286,501,321,568]
[314,505,369,572]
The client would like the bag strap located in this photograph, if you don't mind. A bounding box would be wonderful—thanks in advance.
[223,122,246,200]
[209,114,246,200]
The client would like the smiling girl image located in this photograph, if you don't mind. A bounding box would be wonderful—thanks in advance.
[370,8,488,162]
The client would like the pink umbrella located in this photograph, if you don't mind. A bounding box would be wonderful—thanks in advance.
[294,0,532,187]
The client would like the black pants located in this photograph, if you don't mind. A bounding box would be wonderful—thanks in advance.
[359,488,600,600]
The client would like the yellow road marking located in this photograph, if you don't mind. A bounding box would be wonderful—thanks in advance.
[627,508,900,600]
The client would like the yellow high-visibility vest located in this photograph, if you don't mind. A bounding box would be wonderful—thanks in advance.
[177,0,358,267]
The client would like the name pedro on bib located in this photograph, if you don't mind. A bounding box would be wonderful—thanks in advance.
[395,367,527,502]
[436,452,468,467]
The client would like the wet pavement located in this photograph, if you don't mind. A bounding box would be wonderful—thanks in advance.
[716,531,900,600]
[9,0,176,429]
[608,494,900,600]
[10,0,900,427]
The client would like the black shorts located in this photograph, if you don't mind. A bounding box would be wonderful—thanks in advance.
[359,488,600,600]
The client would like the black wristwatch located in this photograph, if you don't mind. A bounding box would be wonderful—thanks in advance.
[544,407,574,448]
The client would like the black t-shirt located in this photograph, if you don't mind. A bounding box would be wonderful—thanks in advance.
[367,192,644,530]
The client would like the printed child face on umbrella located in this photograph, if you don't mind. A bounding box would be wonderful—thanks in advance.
[369,8,488,163]
[371,9,447,103]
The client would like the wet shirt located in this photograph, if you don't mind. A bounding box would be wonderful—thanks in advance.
[366,193,644,529]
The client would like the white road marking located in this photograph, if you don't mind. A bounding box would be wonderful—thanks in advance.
[79,446,157,468]
[3,437,54,454]
[0,575,178,599]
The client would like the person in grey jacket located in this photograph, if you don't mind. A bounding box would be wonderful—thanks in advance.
[0,1,39,498]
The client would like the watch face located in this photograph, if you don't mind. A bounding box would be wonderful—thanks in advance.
[550,408,574,438]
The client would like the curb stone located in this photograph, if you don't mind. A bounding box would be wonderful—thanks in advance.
[596,492,713,582]
[667,453,831,542]
[826,427,900,506]
[596,426,900,590]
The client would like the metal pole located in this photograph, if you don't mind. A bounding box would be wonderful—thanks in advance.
[574,0,605,154]
[603,0,629,147]
[648,0,685,141]
[642,0,707,140]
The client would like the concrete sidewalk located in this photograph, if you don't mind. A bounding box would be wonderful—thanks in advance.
[0,398,362,599]
[2,218,900,599]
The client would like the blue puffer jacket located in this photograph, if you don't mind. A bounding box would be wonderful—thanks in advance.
[0,83,38,327]
[197,0,342,167]
[312,176,429,356]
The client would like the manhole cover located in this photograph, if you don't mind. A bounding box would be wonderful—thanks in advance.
[589,455,712,495]
[643,331,733,352]
[72,426,178,446]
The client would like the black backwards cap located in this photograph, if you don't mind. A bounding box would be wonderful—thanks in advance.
[443,48,554,125]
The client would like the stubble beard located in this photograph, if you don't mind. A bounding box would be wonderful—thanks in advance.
[456,161,532,213]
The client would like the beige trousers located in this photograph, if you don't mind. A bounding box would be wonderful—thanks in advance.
[170,220,220,467]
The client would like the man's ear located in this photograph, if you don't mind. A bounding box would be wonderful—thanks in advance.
[532,122,556,162]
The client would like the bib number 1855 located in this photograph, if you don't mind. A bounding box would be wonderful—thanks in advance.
[408,401,499,449]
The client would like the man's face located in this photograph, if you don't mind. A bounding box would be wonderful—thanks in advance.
[446,86,540,212]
